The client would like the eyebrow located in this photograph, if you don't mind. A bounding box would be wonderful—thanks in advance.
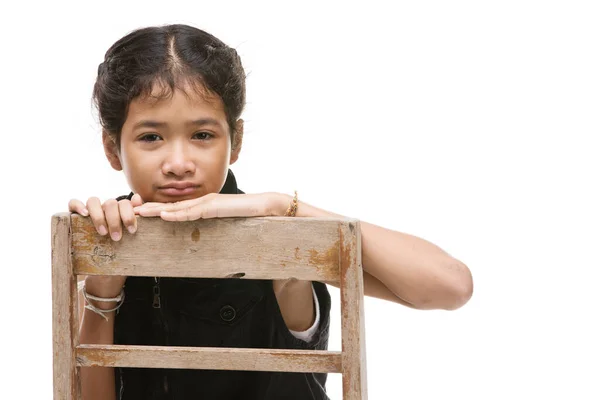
[132,118,222,130]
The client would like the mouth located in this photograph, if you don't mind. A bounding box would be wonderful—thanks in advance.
[157,185,200,196]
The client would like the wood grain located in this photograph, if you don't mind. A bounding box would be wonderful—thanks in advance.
[76,344,342,373]
[71,215,347,282]
[339,221,368,399]
[51,213,79,399]
[52,213,368,399]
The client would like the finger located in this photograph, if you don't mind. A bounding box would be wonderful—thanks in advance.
[86,197,108,236]
[160,207,200,222]
[103,199,123,241]
[135,206,162,216]
[160,210,187,221]
[133,202,161,215]
[135,203,178,216]
[136,201,163,208]
[130,193,144,208]
[118,200,138,234]
[141,197,201,210]
[68,199,89,216]
[136,198,200,215]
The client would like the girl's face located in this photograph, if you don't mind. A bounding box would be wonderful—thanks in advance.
[103,84,242,203]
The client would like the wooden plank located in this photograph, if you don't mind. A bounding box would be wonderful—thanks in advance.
[71,215,347,282]
[339,221,368,399]
[76,344,342,373]
[51,213,79,399]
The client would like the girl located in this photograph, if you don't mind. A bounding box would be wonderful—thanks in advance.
[68,24,473,400]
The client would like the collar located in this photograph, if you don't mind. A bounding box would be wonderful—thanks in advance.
[220,169,244,194]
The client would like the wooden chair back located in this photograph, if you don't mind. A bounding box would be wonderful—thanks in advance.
[51,213,367,399]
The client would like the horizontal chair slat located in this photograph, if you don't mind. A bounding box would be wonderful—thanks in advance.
[76,344,342,373]
[68,214,350,282]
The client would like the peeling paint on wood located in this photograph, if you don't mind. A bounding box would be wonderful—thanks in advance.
[76,344,342,373]
[339,221,368,399]
[53,213,367,399]
[51,213,79,399]
[71,216,344,282]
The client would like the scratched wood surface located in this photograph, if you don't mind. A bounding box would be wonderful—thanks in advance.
[52,213,367,399]
[339,221,368,400]
[77,344,342,373]
[68,214,351,282]
[51,214,79,399]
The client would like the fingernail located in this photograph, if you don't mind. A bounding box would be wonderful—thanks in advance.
[98,225,108,236]
[128,225,136,234]
[111,231,121,241]
[81,208,89,216]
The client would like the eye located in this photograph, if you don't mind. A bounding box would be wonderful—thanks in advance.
[139,134,161,142]
[193,132,214,140]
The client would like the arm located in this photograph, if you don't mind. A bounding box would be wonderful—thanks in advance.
[70,195,142,399]
[78,278,121,400]
[271,193,473,310]
[132,191,473,332]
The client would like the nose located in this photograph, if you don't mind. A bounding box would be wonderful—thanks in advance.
[161,142,196,177]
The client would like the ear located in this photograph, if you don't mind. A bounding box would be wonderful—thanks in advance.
[102,130,123,171]
[230,119,244,165]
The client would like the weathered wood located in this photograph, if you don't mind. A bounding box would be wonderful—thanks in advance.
[51,213,79,399]
[339,221,368,400]
[71,215,344,282]
[52,213,368,399]
[76,344,342,373]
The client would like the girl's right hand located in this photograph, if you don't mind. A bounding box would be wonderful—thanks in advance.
[68,194,143,298]
[68,194,143,241]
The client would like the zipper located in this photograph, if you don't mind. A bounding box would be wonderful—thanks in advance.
[152,277,161,308]
[152,277,172,397]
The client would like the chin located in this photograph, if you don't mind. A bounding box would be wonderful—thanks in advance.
[156,192,205,203]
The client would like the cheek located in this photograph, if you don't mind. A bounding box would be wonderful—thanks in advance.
[201,142,232,168]
[122,153,155,185]
[201,154,231,194]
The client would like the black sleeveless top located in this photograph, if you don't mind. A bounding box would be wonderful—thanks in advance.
[113,170,332,399]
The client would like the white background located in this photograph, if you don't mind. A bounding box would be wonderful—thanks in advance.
[1,1,599,399]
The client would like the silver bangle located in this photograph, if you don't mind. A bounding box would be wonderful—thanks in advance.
[84,288,124,303]
[81,284,125,321]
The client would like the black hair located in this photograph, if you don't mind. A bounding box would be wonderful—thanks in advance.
[93,24,246,149]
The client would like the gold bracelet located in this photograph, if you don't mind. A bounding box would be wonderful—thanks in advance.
[284,190,298,217]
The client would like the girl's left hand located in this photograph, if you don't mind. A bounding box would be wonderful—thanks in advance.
[133,192,285,221]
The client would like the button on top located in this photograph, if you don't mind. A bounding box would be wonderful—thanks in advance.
[220,305,236,322]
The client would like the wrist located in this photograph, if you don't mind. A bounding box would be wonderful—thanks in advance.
[84,299,119,312]
[84,276,124,299]
[81,279,125,318]
[267,192,292,216]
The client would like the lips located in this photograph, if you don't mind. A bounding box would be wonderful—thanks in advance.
[158,183,200,196]
[159,182,199,190]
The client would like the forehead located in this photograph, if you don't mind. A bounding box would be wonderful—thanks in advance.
[125,81,227,128]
